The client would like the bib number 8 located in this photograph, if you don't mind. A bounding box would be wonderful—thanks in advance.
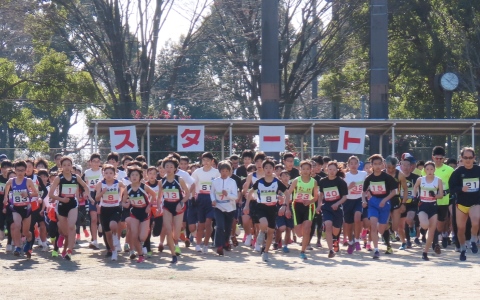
[266,196,272,202]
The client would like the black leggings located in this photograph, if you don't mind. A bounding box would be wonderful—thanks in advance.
[76,206,87,234]
[309,212,323,241]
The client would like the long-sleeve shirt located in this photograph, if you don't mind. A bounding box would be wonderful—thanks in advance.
[210,177,238,212]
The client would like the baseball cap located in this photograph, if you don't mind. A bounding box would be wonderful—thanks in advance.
[0,154,7,161]
[401,153,416,163]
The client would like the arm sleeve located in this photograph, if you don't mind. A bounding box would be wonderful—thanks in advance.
[449,170,462,195]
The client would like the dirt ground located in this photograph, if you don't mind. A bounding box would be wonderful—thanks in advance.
[2,232,480,299]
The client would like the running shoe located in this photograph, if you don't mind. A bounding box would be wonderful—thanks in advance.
[171,255,178,264]
[105,251,112,257]
[202,245,208,254]
[414,238,422,246]
[442,237,448,249]
[57,235,64,248]
[23,240,31,253]
[244,234,252,246]
[471,242,478,254]
[460,250,467,261]
[216,247,224,256]
[25,250,32,259]
[65,250,72,261]
[76,234,80,240]
[328,250,335,258]
[422,252,429,261]
[83,229,90,238]
[254,243,261,252]
[373,250,380,259]
[111,250,118,261]
[355,242,361,251]
[195,244,202,252]
[406,240,412,249]
[146,251,152,258]
[142,247,147,255]
[6,244,12,252]
[184,239,190,248]
[129,251,136,259]
[385,246,393,254]
[137,255,145,263]
[347,243,355,254]
[434,244,441,254]
[299,252,307,260]
[231,236,238,247]
[89,240,99,250]
[306,245,313,251]
[14,247,21,256]
[360,229,368,240]
[51,250,59,257]
[316,240,322,248]
[158,244,164,252]
[342,238,348,246]
[421,235,426,244]
[42,244,49,252]
[399,243,406,250]
[262,252,268,262]
[366,244,372,251]
[175,245,181,256]
[409,227,416,237]
[333,240,339,253]
[224,244,232,251]
[452,235,457,245]
[282,245,290,253]
[62,249,67,258]
[273,243,279,251]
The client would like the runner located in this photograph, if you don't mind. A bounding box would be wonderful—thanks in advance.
[344,156,368,254]
[384,156,408,254]
[210,161,238,256]
[3,160,39,258]
[190,152,220,253]
[288,160,318,260]
[95,164,125,261]
[83,153,103,250]
[424,146,454,253]
[449,147,480,261]
[122,166,158,263]
[0,159,13,249]
[399,156,420,249]
[362,154,397,259]
[245,159,289,262]
[317,161,348,258]
[48,157,91,260]
[145,166,162,257]
[274,170,293,253]
[413,161,443,260]
[162,157,189,263]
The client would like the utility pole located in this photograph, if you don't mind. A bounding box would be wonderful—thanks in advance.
[260,0,280,120]
[369,0,389,155]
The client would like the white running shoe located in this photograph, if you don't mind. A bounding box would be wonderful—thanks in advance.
[42,244,49,252]
[254,243,261,252]
[245,235,252,246]
[111,250,118,261]
[195,245,202,252]
[142,247,147,255]
[262,252,268,262]
[202,245,208,254]
[6,244,12,252]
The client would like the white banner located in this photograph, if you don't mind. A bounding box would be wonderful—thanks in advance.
[259,126,285,152]
[337,127,366,154]
[177,125,204,152]
[109,126,139,153]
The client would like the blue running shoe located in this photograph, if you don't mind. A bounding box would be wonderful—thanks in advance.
[470,242,478,254]
[282,245,290,253]
[300,252,307,260]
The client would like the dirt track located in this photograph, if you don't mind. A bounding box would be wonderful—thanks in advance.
[2,233,480,299]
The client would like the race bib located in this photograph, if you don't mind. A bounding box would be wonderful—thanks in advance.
[199,182,211,194]
[463,178,480,193]
[259,191,277,204]
[420,187,436,201]
[323,186,340,201]
[103,190,120,204]
[349,181,363,195]
[164,189,180,202]
[13,191,29,206]
[295,192,311,201]
[130,196,145,207]
[61,184,78,197]
[88,176,101,189]
[370,181,386,195]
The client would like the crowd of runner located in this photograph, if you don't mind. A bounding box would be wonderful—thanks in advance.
[0,145,478,263]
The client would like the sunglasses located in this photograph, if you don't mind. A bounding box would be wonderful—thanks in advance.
[462,156,474,160]
[433,156,444,160]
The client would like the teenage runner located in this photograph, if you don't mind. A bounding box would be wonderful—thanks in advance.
[48,157,91,260]
[362,154,397,259]
[288,160,318,260]
[245,159,289,262]
[83,153,103,250]
[413,161,443,260]
[317,161,348,258]
[3,160,39,258]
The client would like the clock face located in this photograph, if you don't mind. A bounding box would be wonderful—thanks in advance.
[440,73,459,91]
